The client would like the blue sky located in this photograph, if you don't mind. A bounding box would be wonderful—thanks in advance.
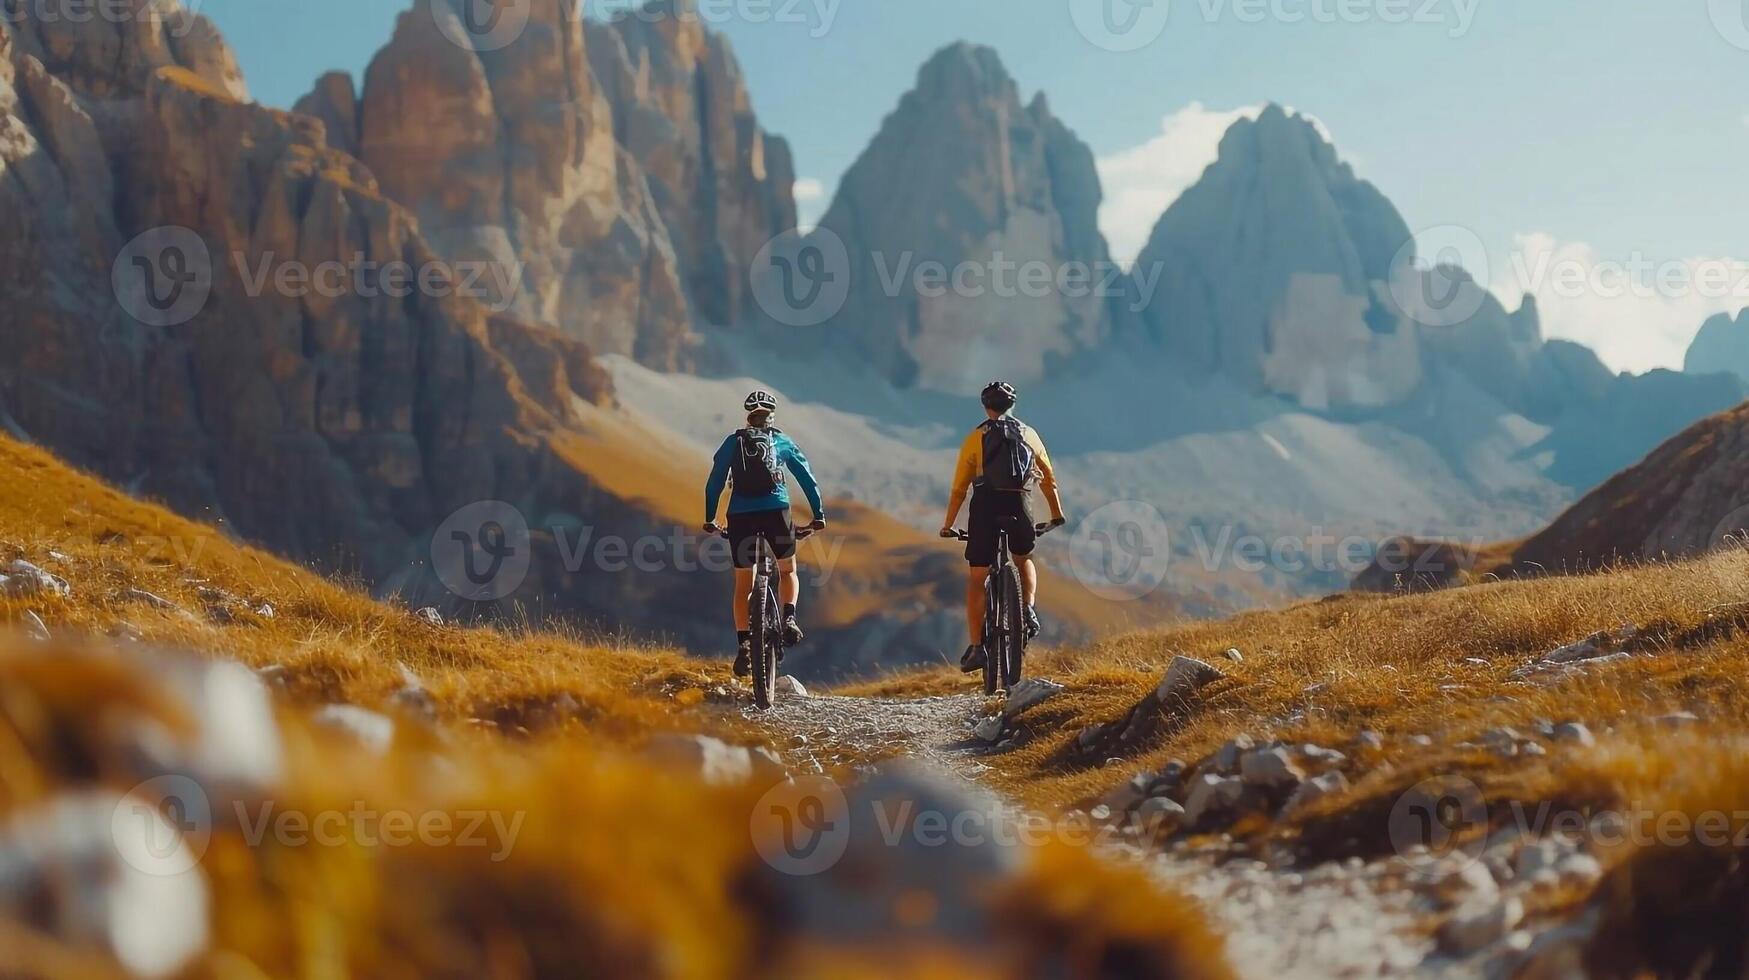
[204,0,1749,372]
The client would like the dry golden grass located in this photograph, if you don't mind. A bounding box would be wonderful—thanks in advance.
[845,548,1749,845]
[0,435,737,742]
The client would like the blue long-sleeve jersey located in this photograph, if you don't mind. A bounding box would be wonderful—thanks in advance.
[704,428,825,522]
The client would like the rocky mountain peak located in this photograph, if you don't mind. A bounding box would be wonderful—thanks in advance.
[1685,309,1749,383]
[811,43,1116,391]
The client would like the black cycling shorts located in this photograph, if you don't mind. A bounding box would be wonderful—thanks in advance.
[965,489,1035,567]
[728,508,796,569]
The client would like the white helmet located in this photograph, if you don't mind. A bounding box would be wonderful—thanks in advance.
[744,390,778,413]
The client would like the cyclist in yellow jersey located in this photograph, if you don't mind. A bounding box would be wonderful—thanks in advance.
[939,381,1067,673]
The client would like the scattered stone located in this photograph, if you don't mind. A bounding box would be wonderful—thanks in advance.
[312,704,396,754]
[126,588,185,615]
[1552,722,1595,747]
[1155,655,1225,702]
[1464,657,1490,667]
[1654,711,1700,728]
[1212,734,1256,774]
[1239,745,1305,792]
[1223,647,1244,663]
[972,714,1004,743]
[1300,744,1348,767]
[647,733,755,785]
[1089,804,1112,822]
[1514,839,1564,879]
[22,610,50,641]
[413,607,444,626]
[0,559,69,598]
[1520,741,1547,758]
[1409,734,1434,747]
[256,603,276,619]
[1183,774,1246,830]
[1100,771,1156,815]
[1133,796,1186,834]
[1002,677,1063,714]
[1432,858,1501,908]
[1355,730,1384,752]
[1439,896,1524,954]
[1514,911,1596,980]
[1555,852,1603,883]
[0,793,210,977]
[1285,771,1349,813]
[775,675,809,697]
[750,746,785,774]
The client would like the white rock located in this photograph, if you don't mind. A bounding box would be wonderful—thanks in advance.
[414,607,444,626]
[1300,744,1348,767]
[1239,745,1305,792]
[1555,852,1603,883]
[1,559,68,598]
[0,793,210,978]
[312,704,396,754]
[1552,722,1595,746]
[1155,655,1225,702]
[1286,771,1349,813]
[1223,648,1244,663]
[1514,838,1564,879]
[1432,858,1500,907]
[1183,773,1245,829]
[1655,711,1700,727]
[256,603,276,619]
[972,714,1005,743]
[775,675,810,697]
[1439,896,1524,954]
[389,664,439,721]
[647,733,755,785]
[1133,796,1186,833]
[1212,734,1256,774]
[1002,677,1063,715]
[1356,730,1384,751]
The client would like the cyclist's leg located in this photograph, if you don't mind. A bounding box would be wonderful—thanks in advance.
[966,566,989,645]
[733,568,753,630]
[1016,554,1038,607]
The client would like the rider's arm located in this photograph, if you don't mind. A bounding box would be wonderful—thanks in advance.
[703,435,736,524]
[780,436,826,521]
[941,430,980,529]
[1029,429,1067,522]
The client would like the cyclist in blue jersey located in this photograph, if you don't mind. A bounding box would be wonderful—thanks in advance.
[704,390,826,676]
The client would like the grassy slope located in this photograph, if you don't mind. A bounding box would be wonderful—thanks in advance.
[848,547,1749,844]
[0,433,736,739]
[0,433,1234,978]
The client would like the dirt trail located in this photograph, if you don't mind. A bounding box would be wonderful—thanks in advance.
[748,687,1465,979]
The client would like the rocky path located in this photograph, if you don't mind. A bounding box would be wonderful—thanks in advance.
[745,684,1471,979]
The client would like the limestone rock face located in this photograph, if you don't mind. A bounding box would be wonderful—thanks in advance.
[588,1,798,327]
[292,70,359,156]
[1684,310,1749,383]
[812,44,1117,392]
[1130,105,1421,411]
[353,0,693,369]
[0,3,614,589]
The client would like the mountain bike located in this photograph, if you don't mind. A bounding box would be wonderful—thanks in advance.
[716,523,818,711]
[946,517,1057,696]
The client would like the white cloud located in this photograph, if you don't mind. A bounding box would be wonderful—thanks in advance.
[1492,232,1749,373]
[1095,103,1337,268]
[793,177,826,203]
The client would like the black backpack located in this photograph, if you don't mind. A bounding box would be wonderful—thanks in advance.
[979,417,1035,492]
[732,427,783,496]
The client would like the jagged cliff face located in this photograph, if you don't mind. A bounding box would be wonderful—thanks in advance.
[310,0,795,370]
[588,0,797,328]
[1130,105,1424,411]
[0,0,615,583]
[812,44,1117,392]
[1685,310,1749,383]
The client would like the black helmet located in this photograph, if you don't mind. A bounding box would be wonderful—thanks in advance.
[980,381,1017,411]
[744,390,778,413]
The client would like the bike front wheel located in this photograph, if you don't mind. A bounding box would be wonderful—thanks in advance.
[749,571,779,710]
[995,563,1026,692]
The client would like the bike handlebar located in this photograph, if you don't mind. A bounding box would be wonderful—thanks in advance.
[941,520,1062,542]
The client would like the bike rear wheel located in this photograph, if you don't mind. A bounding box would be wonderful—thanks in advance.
[996,563,1026,691]
[749,553,780,711]
[981,573,1001,697]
